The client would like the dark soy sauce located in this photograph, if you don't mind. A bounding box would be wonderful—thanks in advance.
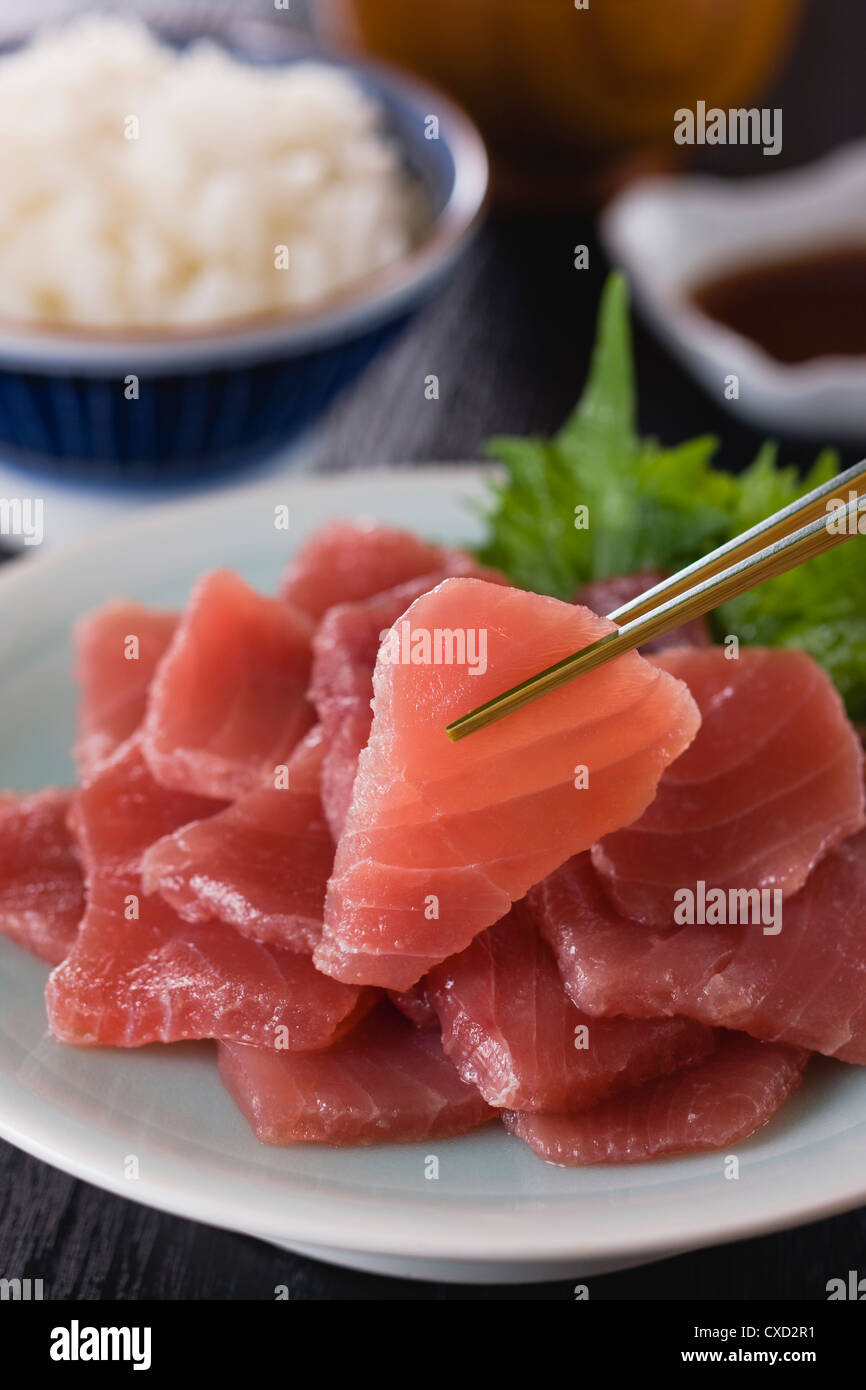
[691,245,866,364]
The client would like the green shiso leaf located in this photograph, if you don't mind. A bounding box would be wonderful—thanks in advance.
[478,274,866,720]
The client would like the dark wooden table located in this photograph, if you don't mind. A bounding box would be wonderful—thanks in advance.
[3,0,866,1301]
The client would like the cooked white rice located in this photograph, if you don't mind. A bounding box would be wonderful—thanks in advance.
[0,14,420,329]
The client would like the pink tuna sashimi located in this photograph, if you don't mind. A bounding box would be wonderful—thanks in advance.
[426,903,716,1110]
[74,601,177,781]
[310,560,505,840]
[0,790,84,965]
[388,982,438,1029]
[70,737,224,882]
[218,1003,494,1146]
[141,726,333,952]
[315,578,701,990]
[574,571,709,652]
[592,648,865,926]
[278,519,480,621]
[142,569,314,801]
[533,836,866,1064]
[46,874,369,1048]
[48,737,367,1048]
[504,1033,808,1165]
[310,575,456,843]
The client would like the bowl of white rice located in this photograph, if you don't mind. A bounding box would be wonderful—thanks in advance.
[0,12,487,479]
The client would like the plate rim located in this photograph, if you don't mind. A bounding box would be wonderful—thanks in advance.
[2,1064,864,1263]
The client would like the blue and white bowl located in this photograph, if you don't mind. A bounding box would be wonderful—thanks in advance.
[0,19,488,482]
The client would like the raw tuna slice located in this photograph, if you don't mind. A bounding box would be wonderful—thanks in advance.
[574,571,709,652]
[141,726,333,951]
[70,737,224,882]
[427,904,716,1110]
[0,790,84,965]
[534,836,866,1063]
[504,1033,808,1165]
[46,875,369,1048]
[48,738,366,1048]
[278,519,477,621]
[592,648,865,926]
[310,575,450,842]
[388,982,438,1028]
[142,569,314,800]
[310,560,505,839]
[218,1004,494,1146]
[315,578,701,989]
[74,601,177,781]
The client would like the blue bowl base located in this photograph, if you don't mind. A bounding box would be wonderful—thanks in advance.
[0,320,403,487]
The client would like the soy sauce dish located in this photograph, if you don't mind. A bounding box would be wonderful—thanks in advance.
[0,13,487,481]
[601,139,866,441]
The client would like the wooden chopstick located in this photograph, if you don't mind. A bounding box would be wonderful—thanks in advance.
[608,456,866,625]
[445,482,865,742]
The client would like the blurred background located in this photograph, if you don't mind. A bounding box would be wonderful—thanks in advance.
[0,0,863,547]
[3,0,866,1303]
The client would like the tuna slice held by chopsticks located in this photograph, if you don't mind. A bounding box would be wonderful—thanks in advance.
[314,578,701,990]
[309,559,505,840]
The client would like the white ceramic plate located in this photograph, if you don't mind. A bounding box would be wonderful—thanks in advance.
[1,467,865,1285]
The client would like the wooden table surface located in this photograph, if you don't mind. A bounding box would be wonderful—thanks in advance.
[2,0,866,1300]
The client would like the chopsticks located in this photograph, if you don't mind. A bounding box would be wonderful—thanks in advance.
[445,460,866,742]
[606,456,866,625]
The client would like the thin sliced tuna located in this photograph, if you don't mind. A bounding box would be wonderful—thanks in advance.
[218,1003,494,1146]
[141,726,333,952]
[534,838,866,1063]
[46,874,368,1049]
[74,601,177,781]
[142,569,314,800]
[310,575,452,842]
[310,559,505,839]
[504,1033,808,1165]
[69,737,224,881]
[574,571,709,652]
[427,904,716,1110]
[315,578,700,989]
[592,647,865,926]
[388,982,438,1028]
[0,790,84,965]
[278,519,477,621]
[47,738,366,1048]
